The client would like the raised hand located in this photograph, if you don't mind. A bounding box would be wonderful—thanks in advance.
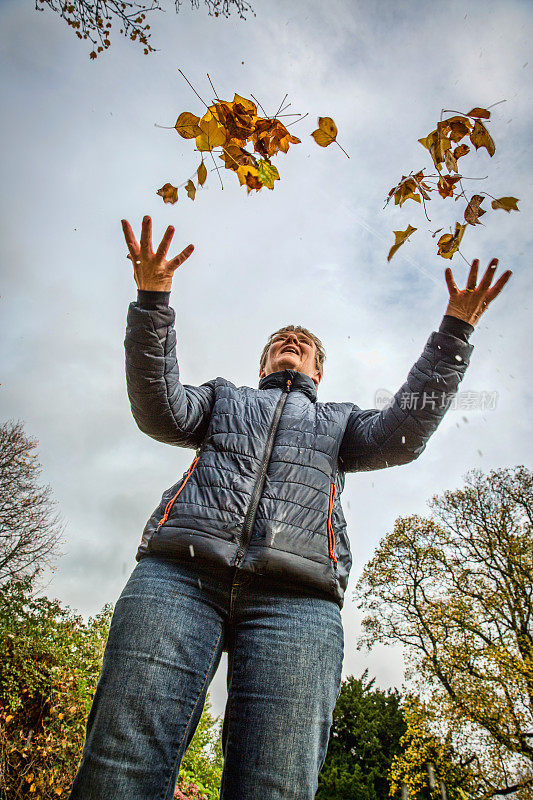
[444,258,512,326]
[121,215,194,292]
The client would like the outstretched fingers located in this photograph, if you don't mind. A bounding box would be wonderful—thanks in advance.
[140,215,153,258]
[167,244,195,272]
[445,267,459,296]
[476,257,499,295]
[155,225,175,261]
[121,219,140,261]
[484,269,513,306]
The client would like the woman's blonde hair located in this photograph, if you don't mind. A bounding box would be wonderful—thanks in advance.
[259,325,326,378]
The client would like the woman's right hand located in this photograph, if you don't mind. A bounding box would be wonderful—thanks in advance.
[121,215,194,292]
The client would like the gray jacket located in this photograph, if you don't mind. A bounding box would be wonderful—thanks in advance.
[124,296,474,608]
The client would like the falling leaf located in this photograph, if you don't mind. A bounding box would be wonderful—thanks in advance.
[491,196,520,212]
[175,112,202,139]
[387,224,417,262]
[444,149,458,173]
[185,179,196,200]
[236,164,262,193]
[197,161,207,186]
[257,159,280,189]
[437,174,462,199]
[311,117,338,147]
[453,143,470,159]
[464,194,486,225]
[157,182,178,204]
[466,107,491,119]
[470,120,495,156]
[437,222,466,259]
[196,110,227,151]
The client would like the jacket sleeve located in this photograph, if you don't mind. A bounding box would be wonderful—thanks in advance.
[338,315,475,472]
[124,297,216,449]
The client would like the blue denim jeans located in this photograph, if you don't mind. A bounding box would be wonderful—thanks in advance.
[68,555,344,800]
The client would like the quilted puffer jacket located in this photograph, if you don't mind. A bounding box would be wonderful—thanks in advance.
[124,294,474,609]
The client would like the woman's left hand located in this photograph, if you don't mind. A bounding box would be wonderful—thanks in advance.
[444,258,512,325]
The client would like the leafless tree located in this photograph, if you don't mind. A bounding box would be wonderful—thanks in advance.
[0,419,64,584]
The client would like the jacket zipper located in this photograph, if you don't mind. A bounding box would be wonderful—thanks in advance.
[157,454,200,528]
[327,482,338,564]
[234,377,292,568]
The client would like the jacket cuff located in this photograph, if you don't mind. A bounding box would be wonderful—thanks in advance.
[438,314,474,344]
[136,289,171,310]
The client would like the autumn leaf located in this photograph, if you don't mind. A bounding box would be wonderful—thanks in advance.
[236,164,262,193]
[453,143,470,159]
[196,110,227,152]
[175,112,202,139]
[311,117,337,147]
[464,194,486,225]
[197,161,207,186]
[387,224,417,262]
[185,179,196,200]
[156,182,178,204]
[444,149,458,173]
[491,196,520,213]
[437,174,462,199]
[437,222,466,259]
[470,120,495,156]
[257,159,280,189]
[466,107,491,119]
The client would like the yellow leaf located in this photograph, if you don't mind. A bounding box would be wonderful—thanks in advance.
[54,789,64,796]
[5,715,13,722]
[196,111,227,151]
[311,117,337,147]
[387,225,417,262]
[185,179,196,201]
[437,222,466,259]
[232,93,257,115]
[175,112,202,139]
[469,120,495,156]
[197,161,207,186]
[491,196,519,213]
[236,164,262,193]
[30,784,36,793]
[58,713,64,720]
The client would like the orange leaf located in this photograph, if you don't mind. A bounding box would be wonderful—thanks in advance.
[466,107,491,119]
[156,183,178,204]
[437,174,462,199]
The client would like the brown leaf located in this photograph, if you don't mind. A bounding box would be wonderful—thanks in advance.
[491,196,520,212]
[466,107,491,119]
[437,222,466,259]
[156,182,178,204]
[197,161,207,186]
[185,179,196,200]
[175,112,202,139]
[431,228,444,238]
[387,224,417,262]
[464,194,486,225]
[469,120,495,156]
[445,149,458,173]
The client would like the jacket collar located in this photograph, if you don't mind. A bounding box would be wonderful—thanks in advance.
[258,369,317,402]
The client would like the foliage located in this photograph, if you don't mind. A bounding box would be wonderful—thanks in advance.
[175,693,224,800]
[390,695,481,799]
[158,72,349,202]
[34,0,255,60]
[316,669,406,800]
[0,571,113,798]
[384,105,520,261]
[0,419,64,586]
[355,465,533,797]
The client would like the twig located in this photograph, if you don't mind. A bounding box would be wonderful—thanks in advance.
[177,68,209,109]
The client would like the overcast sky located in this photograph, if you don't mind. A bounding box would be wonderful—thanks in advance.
[1,0,532,720]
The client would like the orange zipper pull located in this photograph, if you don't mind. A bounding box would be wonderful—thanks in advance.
[158,455,200,527]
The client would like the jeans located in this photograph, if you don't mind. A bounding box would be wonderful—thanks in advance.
[68,554,344,800]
